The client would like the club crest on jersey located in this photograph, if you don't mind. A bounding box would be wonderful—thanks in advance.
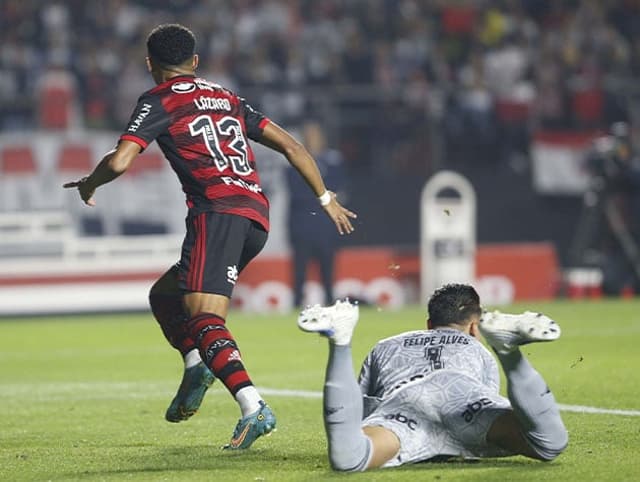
[171,81,196,94]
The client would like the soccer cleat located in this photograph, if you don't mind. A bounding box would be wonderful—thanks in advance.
[297,299,359,346]
[223,401,276,450]
[479,310,561,354]
[165,361,216,423]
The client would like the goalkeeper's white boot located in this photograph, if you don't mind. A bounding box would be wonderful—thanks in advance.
[479,310,561,354]
[297,299,359,346]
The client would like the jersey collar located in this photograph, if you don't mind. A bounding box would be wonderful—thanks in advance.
[151,74,197,93]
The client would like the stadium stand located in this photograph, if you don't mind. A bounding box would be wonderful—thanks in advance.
[1,0,639,302]
[0,144,43,212]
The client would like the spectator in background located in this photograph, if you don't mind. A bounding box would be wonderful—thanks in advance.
[37,62,79,130]
[287,120,347,307]
[3,0,640,173]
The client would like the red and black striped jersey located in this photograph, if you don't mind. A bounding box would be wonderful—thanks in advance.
[120,75,271,231]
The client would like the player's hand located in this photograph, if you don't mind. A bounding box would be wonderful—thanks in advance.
[322,191,357,235]
[63,177,97,206]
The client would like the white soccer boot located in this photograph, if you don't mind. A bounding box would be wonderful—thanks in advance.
[479,310,561,354]
[297,299,359,346]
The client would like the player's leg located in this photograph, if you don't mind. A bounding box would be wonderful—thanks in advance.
[316,240,336,305]
[291,240,311,308]
[480,311,569,460]
[148,265,215,423]
[149,265,194,354]
[180,213,275,449]
[298,301,400,471]
[182,293,261,416]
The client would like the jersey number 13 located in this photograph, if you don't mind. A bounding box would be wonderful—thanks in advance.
[189,115,253,176]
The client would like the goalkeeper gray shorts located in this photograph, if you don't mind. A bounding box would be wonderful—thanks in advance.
[363,370,512,467]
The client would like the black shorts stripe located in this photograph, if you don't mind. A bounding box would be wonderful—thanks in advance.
[187,213,207,291]
[196,214,207,291]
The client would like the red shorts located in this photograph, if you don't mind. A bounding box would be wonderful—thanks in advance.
[177,211,267,297]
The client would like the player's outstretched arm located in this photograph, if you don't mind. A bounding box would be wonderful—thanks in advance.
[62,140,141,206]
[260,121,357,235]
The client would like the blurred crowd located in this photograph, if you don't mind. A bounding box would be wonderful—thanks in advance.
[1,0,640,170]
[2,0,640,288]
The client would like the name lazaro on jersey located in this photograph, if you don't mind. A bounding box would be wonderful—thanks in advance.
[120,75,271,231]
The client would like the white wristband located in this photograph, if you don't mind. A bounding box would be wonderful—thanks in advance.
[318,190,332,206]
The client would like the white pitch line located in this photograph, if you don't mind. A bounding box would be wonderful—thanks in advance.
[258,387,321,399]
[1,382,639,417]
[259,388,640,417]
[557,403,640,417]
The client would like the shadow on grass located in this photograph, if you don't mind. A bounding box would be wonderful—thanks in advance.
[62,444,563,481]
[61,444,324,479]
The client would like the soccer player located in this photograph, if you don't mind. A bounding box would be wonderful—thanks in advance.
[63,23,357,450]
[297,284,568,471]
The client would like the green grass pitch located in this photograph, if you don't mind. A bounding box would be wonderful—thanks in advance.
[1,299,639,481]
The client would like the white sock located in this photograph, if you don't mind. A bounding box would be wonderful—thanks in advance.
[184,348,202,369]
[235,386,262,416]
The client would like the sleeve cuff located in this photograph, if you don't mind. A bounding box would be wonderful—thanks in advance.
[120,134,149,150]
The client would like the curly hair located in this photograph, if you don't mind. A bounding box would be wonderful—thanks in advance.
[146,24,196,67]
[427,283,482,328]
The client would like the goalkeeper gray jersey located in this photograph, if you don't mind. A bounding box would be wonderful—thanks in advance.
[358,328,500,403]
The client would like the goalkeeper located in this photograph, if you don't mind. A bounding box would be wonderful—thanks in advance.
[297,283,568,471]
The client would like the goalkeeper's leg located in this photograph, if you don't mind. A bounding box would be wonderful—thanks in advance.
[298,302,400,471]
[487,347,568,460]
[323,343,373,471]
[481,311,568,460]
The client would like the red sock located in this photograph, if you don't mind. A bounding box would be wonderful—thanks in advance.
[149,293,195,356]
[187,312,253,395]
